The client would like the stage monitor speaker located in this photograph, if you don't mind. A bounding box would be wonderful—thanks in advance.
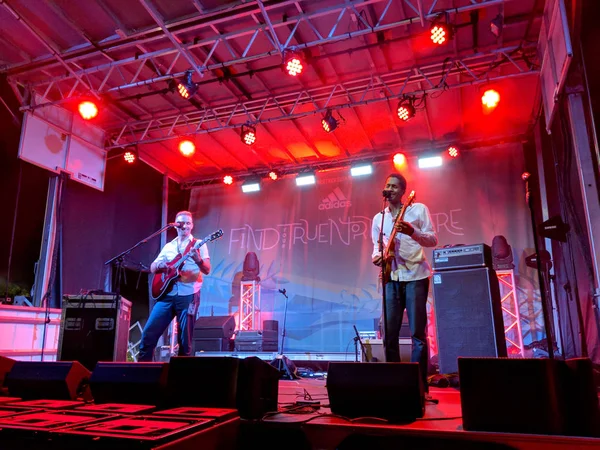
[193,315,235,339]
[4,361,91,401]
[432,267,506,374]
[459,357,599,437]
[89,362,169,406]
[0,356,16,388]
[326,362,424,422]
[166,356,279,419]
[59,294,132,371]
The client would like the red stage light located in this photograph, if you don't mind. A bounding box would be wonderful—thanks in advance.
[285,55,304,77]
[430,24,449,45]
[223,175,233,185]
[179,140,195,156]
[393,153,407,167]
[123,151,136,164]
[482,89,500,109]
[397,102,415,122]
[241,125,256,145]
[78,101,98,120]
[268,171,278,181]
[447,146,459,158]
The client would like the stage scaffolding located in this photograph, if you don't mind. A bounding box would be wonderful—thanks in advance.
[497,269,525,357]
[239,280,261,331]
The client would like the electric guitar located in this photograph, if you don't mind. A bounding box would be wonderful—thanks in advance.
[382,190,416,282]
[150,229,223,301]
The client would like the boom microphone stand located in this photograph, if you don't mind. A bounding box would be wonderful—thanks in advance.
[272,288,297,379]
[522,172,554,359]
[353,325,369,362]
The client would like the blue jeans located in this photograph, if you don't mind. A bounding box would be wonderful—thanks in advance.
[138,292,199,362]
[383,278,430,390]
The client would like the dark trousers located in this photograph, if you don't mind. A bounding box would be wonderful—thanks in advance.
[138,292,199,362]
[383,278,430,390]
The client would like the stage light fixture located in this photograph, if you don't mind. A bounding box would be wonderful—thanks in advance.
[78,100,98,120]
[241,124,256,145]
[397,99,415,122]
[430,23,451,45]
[179,140,195,156]
[418,155,443,168]
[284,53,304,77]
[177,71,198,99]
[295,172,316,186]
[321,110,338,133]
[223,175,233,185]
[350,164,372,177]
[268,171,278,181]
[123,148,137,164]
[482,89,500,109]
[490,14,503,37]
[447,146,459,158]
[242,180,261,193]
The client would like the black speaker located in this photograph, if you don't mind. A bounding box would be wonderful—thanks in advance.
[89,362,169,406]
[5,361,91,401]
[59,294,132,371]
[166,356,279,419]
[432,267,506,374]
[326,362,424,422]
[0,356,15,388]
[193,315,235,339]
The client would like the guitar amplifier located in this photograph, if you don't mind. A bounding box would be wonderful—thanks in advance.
[432,244,493,271]
[234,330,278,352]
[58,294,132,371]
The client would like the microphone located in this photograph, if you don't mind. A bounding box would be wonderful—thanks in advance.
[278,288,286,295]
[522,172,531,181]
[382,190,392,199]
[169,223,183,228]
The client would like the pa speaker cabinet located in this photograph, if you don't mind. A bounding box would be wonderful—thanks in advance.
[89,362,169,406]
[0,356,16,388]
[4,361,91,401]
[327,362,424,422]
[59,294,132,371]
[432,267,506,374]
[193,315,235,339]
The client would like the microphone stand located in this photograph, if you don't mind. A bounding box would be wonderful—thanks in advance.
[273,288,297,379]
[379,192,390,362]
[353,325,369,362]
[104,223,175,298]
[523,173,555,359]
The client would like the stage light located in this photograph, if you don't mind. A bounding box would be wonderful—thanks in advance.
[268,171,278,181]
[78,100,98,120]
[223,175,233,185]
[177,71,197,99]
[393,153,407,167]
[179,140,195,156]
[242,180,261,193]
[430,23,450,45]
[241,124,256,145]
[321,110,338,133]
[123,148,137,164]
[284,53,304,77]
[447,146,459,158]
[295,172,316,186]
[350,164,372,177]
[482,89,500,109]
[418,155,443,168]
[490,14,503,38]
[397,99,415,122]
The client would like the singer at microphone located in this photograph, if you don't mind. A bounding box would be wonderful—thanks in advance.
[382,189,392,199]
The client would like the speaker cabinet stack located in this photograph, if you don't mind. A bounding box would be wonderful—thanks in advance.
[192,315,236,352]
[432,244,507,374]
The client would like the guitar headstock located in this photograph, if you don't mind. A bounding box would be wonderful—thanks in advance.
[405,190,416,207]
[196,229,224,248]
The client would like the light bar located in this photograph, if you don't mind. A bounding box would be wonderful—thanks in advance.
[295,173,316,186]
[350,164,373,177]
[418,156,443,168]
[242,181,261,193]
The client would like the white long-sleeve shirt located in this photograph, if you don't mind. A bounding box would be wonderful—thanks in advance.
[371,203,438,282]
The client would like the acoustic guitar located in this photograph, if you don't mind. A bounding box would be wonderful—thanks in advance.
[381,190,416,282]
[150,229,223,301]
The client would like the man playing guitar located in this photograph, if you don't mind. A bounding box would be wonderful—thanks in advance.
[138,210,211,361]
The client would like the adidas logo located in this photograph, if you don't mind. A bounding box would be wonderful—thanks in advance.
[319,187,352,210]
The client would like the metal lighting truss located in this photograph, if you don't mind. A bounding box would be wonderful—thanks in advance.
[239,280,262,331]
[497,269,525,357]
[107,44,538,148]
[6,0,510,109]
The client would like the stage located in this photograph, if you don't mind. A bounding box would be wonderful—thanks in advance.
[258,378,600,450]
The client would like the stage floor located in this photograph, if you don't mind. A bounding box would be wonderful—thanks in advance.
[259,377,600,450]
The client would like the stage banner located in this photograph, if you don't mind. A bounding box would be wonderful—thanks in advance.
[189,144,543,356]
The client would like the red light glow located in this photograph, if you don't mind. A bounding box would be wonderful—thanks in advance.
[268,171,278,180]
[393,153,407,168]
[124,151,136,164]
[285,56,303,76]
[179,140,195,156]
[397,103,415,122]
[430,24,448,45]
[223,175,233,185]
[482,89,500,109]
[448,146,459,158]
[78,101,98,120]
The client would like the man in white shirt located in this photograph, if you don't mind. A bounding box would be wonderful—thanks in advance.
[138,211,211,361]
[371,174,438,392]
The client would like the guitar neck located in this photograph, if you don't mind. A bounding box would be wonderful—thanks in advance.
[383,203,410,254]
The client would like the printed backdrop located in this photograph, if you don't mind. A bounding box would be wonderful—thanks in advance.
[189,144,544,357]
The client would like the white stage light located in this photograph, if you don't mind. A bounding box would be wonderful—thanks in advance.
[295,173,316,186]
[350,164,372,177]
[418,156,443,168]
[242,182,261,193]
